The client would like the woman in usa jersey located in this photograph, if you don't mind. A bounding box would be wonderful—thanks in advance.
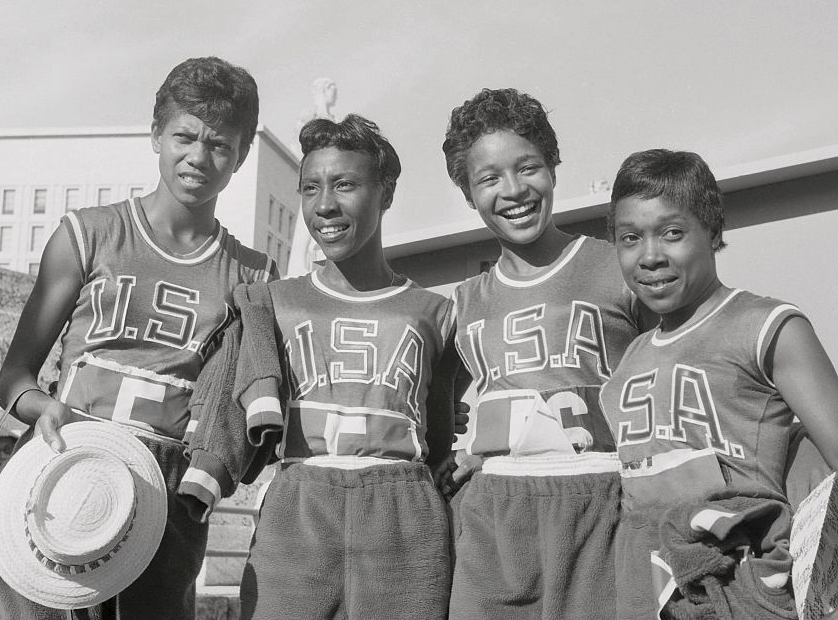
[0,57,275,620]
[600,149,838,619]
[229,114,458,620]
[442,88,653,620]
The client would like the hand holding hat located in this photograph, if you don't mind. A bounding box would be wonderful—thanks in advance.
[0,421,167,610]
[14,387,82,453]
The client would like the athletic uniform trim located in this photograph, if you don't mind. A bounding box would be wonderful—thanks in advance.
[756,303,802,386]
[650,288,741,346]
[259,256,276,282]
[493,235,585,288]
[310,268,413,301]
[63,210,88,274]
[60,351,196,394]
[128,197,223,265]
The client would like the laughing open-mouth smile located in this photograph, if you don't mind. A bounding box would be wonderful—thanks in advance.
[499,201,539,220]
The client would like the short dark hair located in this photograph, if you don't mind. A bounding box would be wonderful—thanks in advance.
[298,113,401,204]
[442,88,561,201]
[608,149,726,251]
[153,56,259,147]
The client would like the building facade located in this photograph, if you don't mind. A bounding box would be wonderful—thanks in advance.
[0,126,300,276]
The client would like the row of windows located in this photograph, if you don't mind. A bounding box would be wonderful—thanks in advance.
[0,262,38,276]
[1,185,146,216]
[267,194,297,276]
[267,233,293,275]
[268,195,296,238]
[0,224,48,254]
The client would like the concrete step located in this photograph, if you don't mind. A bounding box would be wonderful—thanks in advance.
[197,586,240,620]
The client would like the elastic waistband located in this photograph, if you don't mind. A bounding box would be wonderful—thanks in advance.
[287,455,411,470]
[469,468,621,497]
[279,460,431,488]
[482,451,621,477]
[620,447,716,478]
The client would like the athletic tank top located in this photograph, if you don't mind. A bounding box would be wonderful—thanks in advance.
[455,235,640,457]
[600,288,802,498]
[240,270,455,464]
[57,198,275,439]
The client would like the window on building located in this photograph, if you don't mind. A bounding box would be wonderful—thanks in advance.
[0,226,12,252]
[129,186,144,199]
[266,232,276,259]
[28,262,40,276]
[285,207,295,238]
[33,189,47,214]
[275,203,284,235]
[2,189,14,214]
[65,187,81,212]
[97,187,112,206]
[269,195,277,228]
[277,239,287,274]
[30,226,45,252]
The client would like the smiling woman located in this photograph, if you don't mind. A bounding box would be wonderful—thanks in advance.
[612,194,724,331]
[296,113,401,291]
[441,88,651,620]
[209,112,463,620]
[464,130,557,253]
[601,149,838,619]
[299,147,387,267]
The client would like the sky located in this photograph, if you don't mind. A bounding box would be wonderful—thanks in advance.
[2,0,838,238]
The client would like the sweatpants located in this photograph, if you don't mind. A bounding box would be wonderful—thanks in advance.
[0,427,208,620]
[449,468,621,620]
[613,502,664,620]
[240,460,451,620]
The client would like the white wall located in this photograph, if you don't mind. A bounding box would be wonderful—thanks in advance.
[719,208,838,365]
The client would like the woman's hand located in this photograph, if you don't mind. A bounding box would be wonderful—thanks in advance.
[31,394,82,452]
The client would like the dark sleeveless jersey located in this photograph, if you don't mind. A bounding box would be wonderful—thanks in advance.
[57,199,276,439]
[237,270,455,464]
[600,289,802,498]
[454,235,641,456]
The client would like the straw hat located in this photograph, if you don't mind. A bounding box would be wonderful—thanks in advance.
[0,421,167,609]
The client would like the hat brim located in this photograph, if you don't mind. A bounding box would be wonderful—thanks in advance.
[0,421,167,610]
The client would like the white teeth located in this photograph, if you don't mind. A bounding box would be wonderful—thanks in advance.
[180,175,205,187]
[643,279,674,289]
[501,202,537,218]
[319,225,347,236]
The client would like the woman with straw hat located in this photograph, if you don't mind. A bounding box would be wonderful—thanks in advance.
[0,56,276,619]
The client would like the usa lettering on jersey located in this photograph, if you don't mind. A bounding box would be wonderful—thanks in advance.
[462,300,611,396]
[615,364,745,459]
[86,276,233,359]
[285,317,425,420]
